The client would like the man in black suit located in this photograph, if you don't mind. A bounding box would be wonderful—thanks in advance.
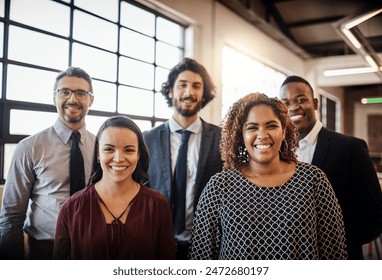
[143,58,222,259]
[279,75,382,259]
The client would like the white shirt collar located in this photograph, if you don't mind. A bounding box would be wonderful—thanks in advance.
[301,120,323,145]
[169,117,202,135]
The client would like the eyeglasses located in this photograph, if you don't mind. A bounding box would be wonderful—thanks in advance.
[54,88,93,100]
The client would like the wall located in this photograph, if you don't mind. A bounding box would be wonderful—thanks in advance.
[149,0,381,140]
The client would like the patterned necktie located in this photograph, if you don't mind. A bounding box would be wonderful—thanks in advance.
[173,130,192,234]
[70,132,85,195]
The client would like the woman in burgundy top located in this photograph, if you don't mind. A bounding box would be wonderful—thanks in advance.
[53,116,175,259]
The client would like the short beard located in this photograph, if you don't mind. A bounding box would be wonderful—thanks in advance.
[174,99,202,117]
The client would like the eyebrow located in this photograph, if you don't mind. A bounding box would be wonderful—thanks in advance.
[176,79,202,85]
[245,120,279,126]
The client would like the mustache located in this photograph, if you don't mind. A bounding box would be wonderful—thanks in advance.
[180,96,198,102]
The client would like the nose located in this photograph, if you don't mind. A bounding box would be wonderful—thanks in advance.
[68,91,80,102]
[113,150,125,162]
[257,127,268,140]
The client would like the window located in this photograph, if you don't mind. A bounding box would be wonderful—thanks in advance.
[221,46,287,119]
[0,0,186,184]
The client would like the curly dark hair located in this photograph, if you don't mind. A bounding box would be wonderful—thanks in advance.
[161,57,216,108]
[220,92,298,170]
[88,115,150,186]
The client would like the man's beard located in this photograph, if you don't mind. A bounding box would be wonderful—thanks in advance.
[174,97,202,117]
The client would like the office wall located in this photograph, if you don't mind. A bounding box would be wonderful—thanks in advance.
[153,0,305,125]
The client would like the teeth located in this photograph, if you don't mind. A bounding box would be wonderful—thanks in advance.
[111,166,126,171]
[256,144,271,150]
[290,115,303,121]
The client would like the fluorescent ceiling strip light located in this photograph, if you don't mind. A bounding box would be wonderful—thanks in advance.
[342,28,361,49]
[365,55,378,69]
[324,67,377,76]
[344,8,382,29]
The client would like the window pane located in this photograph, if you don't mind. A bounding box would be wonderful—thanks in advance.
[10,0,69,36]
[119,57,154,90]
[120,27,155,62]
[85,115,108,135]
[155,66,169,91]
[91,80,117,112]
[73,10,118,52]
[4,144,17,180]
[118,86,153,117]
[157,17,184,47]
[120,1,155,36]
[134,120,152,132]
[10,110,56,135]
[0,22,3,57]
[72,43,117,82]
[8,26,69,69]
[0,0,4,17]
[7,65,57,104]
[154,91,172,119]
[74,0,118,22]
[156,41,183,69]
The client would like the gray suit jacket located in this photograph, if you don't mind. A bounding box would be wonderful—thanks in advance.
[143,119,222,211]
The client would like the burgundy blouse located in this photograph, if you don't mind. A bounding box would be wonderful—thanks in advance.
[53,184,175,259]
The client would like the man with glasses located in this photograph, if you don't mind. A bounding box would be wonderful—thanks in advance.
[0,66,95,259]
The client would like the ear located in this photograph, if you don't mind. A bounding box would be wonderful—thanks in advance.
[88,95,94,107]
[169,89,173,99]
[313,98,319,110]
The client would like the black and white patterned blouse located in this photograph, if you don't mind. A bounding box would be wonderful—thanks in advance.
[189,162,347,260]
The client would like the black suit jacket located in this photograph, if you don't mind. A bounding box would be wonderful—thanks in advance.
[143,119,222,211]
[312,127,382,259]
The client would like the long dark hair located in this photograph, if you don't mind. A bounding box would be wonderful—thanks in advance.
[88,115,150,186]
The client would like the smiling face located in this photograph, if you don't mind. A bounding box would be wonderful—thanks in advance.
[170,70,204,117]
[97,127,139,185]
[279,82,318,140]
[53,76,94,129]
[242,104,285,166]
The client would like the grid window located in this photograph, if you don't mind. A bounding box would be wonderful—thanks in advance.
[0,0,186,184]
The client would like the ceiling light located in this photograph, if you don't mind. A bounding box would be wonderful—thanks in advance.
[342,28,361,49]
[344,8,382,29]
[324,67,377,77]
[361,97,382,104]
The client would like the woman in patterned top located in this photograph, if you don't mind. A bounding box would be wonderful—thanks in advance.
[189,93,347,260]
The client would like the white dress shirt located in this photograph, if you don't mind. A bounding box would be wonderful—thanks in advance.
[296,120,323,164]
[169,117,202,241]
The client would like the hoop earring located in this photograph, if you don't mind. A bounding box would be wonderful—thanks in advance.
[237,145,249,164]
[280,139,288,156]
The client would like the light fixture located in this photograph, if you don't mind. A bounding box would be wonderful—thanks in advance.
[324,67,377,77]
[325,5,382,78]
[361,97,382,104]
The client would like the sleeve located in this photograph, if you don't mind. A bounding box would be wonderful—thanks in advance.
[315,169,348,259]
[0,141,35,259]
[349,139,382,244]
[189,174,222,260]
[156,197,176,260]
[52,200,72,260]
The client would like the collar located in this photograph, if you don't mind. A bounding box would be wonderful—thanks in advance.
[169,116,202,135]
[53,119,88,145]
[300,120,323,145]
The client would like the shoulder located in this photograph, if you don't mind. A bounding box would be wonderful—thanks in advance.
[140,185,169,204]
[201,119,221,133]
[319,127,366,146]
[296,161,327,179]
[60,185,95,211]
[143,123,168,138]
